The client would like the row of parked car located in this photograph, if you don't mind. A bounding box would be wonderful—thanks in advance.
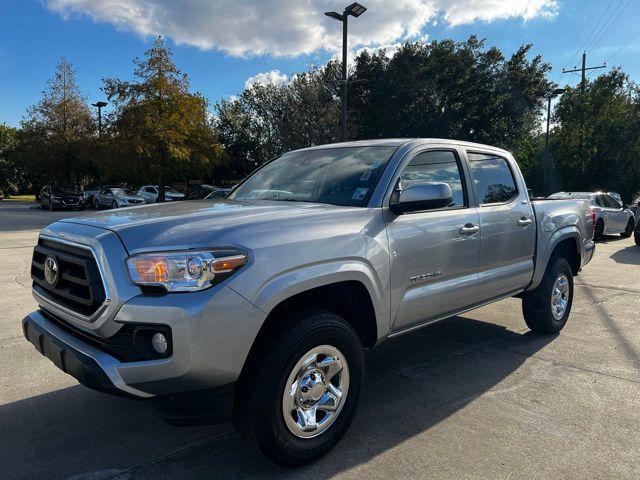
[547,191,639,244]
[37,184,232,211]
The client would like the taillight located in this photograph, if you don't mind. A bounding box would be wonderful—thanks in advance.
[590,208,596,239]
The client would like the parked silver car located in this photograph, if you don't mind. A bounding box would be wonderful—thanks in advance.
[137,185,185,203]
[93,187,145,209]
[548,191,635,240]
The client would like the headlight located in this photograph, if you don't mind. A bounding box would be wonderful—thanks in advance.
[127,250,247,292]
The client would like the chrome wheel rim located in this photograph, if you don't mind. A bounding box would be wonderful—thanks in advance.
[551,273,570,320]
[282,345,349,438]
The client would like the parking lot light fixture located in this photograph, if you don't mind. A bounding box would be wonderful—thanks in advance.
[324,3,367,142]
[91,101,108,139]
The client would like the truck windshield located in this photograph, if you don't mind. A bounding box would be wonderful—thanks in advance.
[229,146,397,207]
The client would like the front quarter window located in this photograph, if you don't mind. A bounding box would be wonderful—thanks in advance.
[229,146,397,207]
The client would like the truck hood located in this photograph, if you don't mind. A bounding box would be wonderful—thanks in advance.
[60,199,374,253]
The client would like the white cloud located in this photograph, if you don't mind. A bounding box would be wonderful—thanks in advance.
[244,69,289,89]
[46,0,558,58]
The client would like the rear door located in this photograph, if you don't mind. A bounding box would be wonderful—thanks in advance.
[604,194,626,231]
[387,148,481,333]
[466,151,535,300]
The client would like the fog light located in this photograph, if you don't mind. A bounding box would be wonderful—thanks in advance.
[151,332,168,354]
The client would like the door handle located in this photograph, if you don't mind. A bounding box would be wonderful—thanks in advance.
[459,223,480,235]
[517,217,533,226]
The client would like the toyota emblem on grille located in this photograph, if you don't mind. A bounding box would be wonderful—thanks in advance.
[44,256,59,286]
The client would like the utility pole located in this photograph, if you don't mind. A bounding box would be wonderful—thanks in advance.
[562,52,606,92]
[542,88,565,195]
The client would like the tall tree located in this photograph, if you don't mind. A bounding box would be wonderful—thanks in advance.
[15,58,94,187]
[104,37,221,200]
[215,62,341,178]
[0,123,18,196]
[550,69,640,202]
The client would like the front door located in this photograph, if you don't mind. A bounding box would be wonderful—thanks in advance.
[387,149,481,334]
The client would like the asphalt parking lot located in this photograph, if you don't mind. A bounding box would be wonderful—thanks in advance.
[1,201,639,480]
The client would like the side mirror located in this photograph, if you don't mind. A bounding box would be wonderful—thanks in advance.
[389,182,453,215]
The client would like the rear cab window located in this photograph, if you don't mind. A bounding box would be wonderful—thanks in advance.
[467,152,518,205]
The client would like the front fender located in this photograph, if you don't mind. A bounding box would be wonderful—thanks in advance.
[249,259,390,343]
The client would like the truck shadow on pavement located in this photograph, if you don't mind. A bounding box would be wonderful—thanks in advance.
[1,316,554,480]
[609,245,640,265]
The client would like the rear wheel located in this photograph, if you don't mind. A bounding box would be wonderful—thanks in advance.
[234,309,364,466]
[111,200,118,209]
[621,218,634,238]
[635,223,640,246]
[522,257,574,334]
[93,198,100,210]
[594,219,604,241]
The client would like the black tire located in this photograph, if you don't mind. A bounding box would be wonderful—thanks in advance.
[111,200,118,209]
[93,198,100,210]
[48,201,55,211]
[635,224,640,246]
[78,206,85,211]
[621,218,634,238]
[234,309,364,467]
[594,219,604,241]
[522,257,574,334]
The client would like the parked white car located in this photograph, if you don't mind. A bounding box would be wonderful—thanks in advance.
[137,185,185,203]
[548,191,635,240]
[93,187,146,209]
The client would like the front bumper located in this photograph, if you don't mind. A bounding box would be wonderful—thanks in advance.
[22,310,238,423]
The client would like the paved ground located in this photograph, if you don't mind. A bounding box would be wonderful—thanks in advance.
[1,201,639,480]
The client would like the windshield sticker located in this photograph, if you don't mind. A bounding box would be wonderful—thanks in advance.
[360,171,372,181]
[352,188,369,201]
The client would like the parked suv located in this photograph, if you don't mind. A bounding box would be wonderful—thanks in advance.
[38,185,85,211]
[548,191,635,240]
[23,139,595,466]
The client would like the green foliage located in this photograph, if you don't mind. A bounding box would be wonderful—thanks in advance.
[215,61,341,178]
[0,123,18,195]
[216,36,552,178]
[103,37,223,188]
[550,69,640,202]
[13,58,94,188]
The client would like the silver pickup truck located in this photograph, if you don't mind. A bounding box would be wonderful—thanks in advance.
[22,139,594,466]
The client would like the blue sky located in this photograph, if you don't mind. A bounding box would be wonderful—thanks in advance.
[1,0,639,127]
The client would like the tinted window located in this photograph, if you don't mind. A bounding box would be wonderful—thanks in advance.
[468,153,518,204]
[604,195,621,208]
[595,195,606,207]
[230,146,397,207]
[400,150,466,208]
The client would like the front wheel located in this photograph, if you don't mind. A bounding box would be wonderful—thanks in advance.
[234,309,364,466]
[621,218,634,238]
[111,200,118,209]
[93,198,100,210]
[635,223,640,246]
[522,257,574,334]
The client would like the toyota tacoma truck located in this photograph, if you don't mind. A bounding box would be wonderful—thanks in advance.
[22,139,595,466]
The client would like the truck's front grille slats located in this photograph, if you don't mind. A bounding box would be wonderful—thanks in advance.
[31,238,106,317]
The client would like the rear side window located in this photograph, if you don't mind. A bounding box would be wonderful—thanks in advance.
[400,150,466,208]
[467,153,518,205]
[604,195,621,208]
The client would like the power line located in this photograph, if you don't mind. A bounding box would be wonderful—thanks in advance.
[563,52,607,92]
[565,0,617,69]
[587,0,633,54]
[606,29,640,63]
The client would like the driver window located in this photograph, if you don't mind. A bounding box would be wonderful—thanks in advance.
[400,150,466,208]
[605,195,621,208]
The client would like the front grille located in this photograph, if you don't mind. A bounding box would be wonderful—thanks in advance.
[31,238,106,317]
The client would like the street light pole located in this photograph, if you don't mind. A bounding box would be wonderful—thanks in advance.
[91,101,108,139]
[325,3,367,142]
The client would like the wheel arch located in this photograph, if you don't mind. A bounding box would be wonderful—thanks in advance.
[528,229,582,291]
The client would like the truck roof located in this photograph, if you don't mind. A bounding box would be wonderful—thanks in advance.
[296,138,511,155]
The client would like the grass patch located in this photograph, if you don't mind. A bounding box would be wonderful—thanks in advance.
[3,195,36,201]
